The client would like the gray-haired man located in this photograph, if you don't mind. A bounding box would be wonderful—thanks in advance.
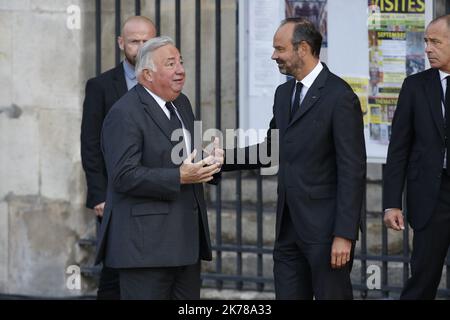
[95,36,223,299]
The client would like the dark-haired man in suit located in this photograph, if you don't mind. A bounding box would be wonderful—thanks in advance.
[223,18,366,299]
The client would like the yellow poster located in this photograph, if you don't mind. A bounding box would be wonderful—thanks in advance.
[343,77,369,125]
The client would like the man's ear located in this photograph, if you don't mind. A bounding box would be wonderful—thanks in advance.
[299,41,309,56]
[144,69,153,82]
[117,36,124,50]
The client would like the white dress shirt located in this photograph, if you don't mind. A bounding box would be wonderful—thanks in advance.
[143,87,192,156]
[439,69,449,169]
[292,61,324,105]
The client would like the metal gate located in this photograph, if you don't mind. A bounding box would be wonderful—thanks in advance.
[84,0,450,299]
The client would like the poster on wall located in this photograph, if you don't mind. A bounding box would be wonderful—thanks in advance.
[248,0,284,97]
[285,0,328,47]
[366,0,426,161]
[342,77,370,126]
[239,0,432,155]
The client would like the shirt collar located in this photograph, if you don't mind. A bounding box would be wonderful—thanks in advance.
[438,69,450,82]
[123,59,136,81]
[143,86,167,109]
[298,61,323,88]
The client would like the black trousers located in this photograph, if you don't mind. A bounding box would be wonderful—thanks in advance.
[273,208,354,300]
[97,266,121,300]
[401,171,450,300]
[119,261,201,300]
[96,217,121,300]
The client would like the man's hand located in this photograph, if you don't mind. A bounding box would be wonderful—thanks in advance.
[180,149,222,184]
[94,202,105,218]
[203,137,224,167]
[331,236,352,269]
[383,208,405,231]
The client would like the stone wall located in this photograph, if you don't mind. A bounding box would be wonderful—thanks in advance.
[0,0,95,296]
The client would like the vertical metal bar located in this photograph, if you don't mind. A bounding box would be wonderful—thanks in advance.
[175,0,181,49]
[215,0,221,131]
[256,173,264,292]
[115,0,121,66]
[195,0,201,118]
[446,248,450,293]
[215,0,223,290]
[135,0,141,15]
[235,173,243,291]
[360,182,368,299]
[155,0,161,36]
[381,165,389,298]
[95,0,102,76]
[402,187,410,286]
[235,0,243,291]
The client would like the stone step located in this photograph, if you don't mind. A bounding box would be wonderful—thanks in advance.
[201,288,275,300]
[207,209,276,246]
[206,172,278,205]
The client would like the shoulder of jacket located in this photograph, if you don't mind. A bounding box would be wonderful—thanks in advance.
[404,68,436,85]
[276,79,294,93]
[88,65,122,84]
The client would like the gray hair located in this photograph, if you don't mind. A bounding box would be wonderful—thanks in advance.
[135,36,175,77]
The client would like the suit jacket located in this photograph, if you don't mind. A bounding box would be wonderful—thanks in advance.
[223,64,366,243]
[383,68,447,231]
[81,63,128,209]
[95,84,212,268]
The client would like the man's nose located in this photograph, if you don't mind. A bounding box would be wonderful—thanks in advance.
[176,62,185,74]
[271,51,277,60]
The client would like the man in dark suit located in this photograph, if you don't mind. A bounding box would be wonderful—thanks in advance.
[222,18,366,299]
[96,36,223,300]
[383,15,450,300]
[80,16,156,299]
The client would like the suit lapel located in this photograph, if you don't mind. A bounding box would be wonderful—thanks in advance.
[113,63,128,99]
[288,65,328,128]
[424,69,445,143]
[278,80,296,135]
[136,84,178,146]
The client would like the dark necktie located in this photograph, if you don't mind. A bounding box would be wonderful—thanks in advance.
[291,81,303,119]
[165,101,182,131]
[165,101,186,160]
[445,77,450,173]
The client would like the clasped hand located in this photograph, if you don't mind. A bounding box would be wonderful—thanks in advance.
[180,137,224,184]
